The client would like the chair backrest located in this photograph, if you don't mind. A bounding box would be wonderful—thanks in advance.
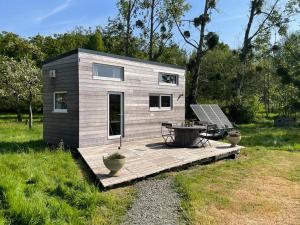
[161,122,173,128]
[190,104,233,130]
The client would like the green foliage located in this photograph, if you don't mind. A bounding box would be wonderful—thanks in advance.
[106,152,126,160]
[86,30,105,52]
[0,32,45,66]
[0,115,134,224]
[195,44,239,104]
[30,27,91,59]
[0,56,41,127]
[227,102,256,124]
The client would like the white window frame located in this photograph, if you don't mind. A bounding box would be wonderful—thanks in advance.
[158,73,178,86]
[107,92,124,140]
[92,63,124,81]
[53,91,68,113]
[149,94,172,111]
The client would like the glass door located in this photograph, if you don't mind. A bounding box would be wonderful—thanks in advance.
[108,92,123,139]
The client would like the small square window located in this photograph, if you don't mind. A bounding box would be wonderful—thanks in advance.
[53,92,67,113]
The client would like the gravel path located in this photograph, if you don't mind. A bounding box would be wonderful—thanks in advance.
[121,178,180,225]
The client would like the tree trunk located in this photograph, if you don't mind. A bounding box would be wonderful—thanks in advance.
[125,0,132,56]
[237,0,256,98]
[16,97,22,122]
[29,92,33,129]
[149,0,155,61]
[29,102,33,129]
[191,0,210,103]
[17,107,22,122]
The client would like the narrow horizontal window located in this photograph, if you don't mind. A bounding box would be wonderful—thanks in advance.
[53,92,67,113]
[159,73,178,86]
[93,63,124,81]
[149,94,172,111]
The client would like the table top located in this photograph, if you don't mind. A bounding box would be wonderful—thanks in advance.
[172,125,206,130]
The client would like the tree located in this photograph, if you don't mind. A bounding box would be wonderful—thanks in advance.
[196,45,239,105]
[0,56,24,121]
[0,31,45,66]
[276,32,300,89]
[103,0,141,57]
[137,0,190,61]
[30,27,91,59]
[170,0,218,117]
[237,0,300,98]
[0,56,41,128]
[274,32,300,115]
[86,29,105,51]
[117,0,139,56]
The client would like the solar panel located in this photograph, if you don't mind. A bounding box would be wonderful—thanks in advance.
[190,104,233,129]
[211,105,233,128]
[190,104,212,123]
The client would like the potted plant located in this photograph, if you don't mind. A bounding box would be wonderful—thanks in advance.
[103,152,126,176]
[227,130,241,147]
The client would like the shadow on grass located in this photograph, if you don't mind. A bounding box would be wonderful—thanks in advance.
[241,133,300,148]
[239,124,300,150]
[0,140,48,154]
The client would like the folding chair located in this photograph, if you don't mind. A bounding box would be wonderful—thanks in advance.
[198,124,218,147]
[161,122,175,146]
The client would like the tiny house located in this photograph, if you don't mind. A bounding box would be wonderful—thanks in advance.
[42,48,185,148]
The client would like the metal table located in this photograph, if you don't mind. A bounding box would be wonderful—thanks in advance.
[171,125,206,147]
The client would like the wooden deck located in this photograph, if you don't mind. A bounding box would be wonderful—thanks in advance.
[78,138,241,189]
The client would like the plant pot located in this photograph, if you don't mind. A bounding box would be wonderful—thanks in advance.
[103,157,125,176]
[227,135,241,147]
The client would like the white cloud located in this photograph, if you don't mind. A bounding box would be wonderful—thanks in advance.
[214,14,246,23]
[36,0,72,23]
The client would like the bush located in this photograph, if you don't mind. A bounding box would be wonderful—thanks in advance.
[227,103,256,124]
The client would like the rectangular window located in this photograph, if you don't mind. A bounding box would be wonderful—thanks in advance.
[53,92,67,113]
[159,73,178,86]
[93,63,124,81]
[149,94,172,111]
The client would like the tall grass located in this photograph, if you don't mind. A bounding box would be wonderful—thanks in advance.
[0,114,134,225]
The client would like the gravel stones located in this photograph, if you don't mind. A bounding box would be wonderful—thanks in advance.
[121,178,180,225]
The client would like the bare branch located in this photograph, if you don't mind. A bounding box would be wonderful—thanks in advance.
[249,0,280,41]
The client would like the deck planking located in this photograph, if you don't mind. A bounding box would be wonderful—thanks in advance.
[78,137,241,189]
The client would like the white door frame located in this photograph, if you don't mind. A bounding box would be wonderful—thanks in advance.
[107,92,123,139]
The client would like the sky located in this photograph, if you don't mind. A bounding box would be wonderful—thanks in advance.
[0,0,299,52]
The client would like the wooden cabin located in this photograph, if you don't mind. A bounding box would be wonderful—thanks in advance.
[42,48,186,148]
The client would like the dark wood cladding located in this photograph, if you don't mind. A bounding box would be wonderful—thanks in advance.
[43,49,185,148]
[42,54,79,148]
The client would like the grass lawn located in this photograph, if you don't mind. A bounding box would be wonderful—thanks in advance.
[0,114,134,225]
[174,122,300,225]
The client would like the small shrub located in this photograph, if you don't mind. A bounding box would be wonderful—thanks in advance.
[106,152,125,160]
[228,130,241,137]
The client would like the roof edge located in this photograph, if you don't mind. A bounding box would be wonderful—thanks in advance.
[43,49,79,65]
[43,48,186,70]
